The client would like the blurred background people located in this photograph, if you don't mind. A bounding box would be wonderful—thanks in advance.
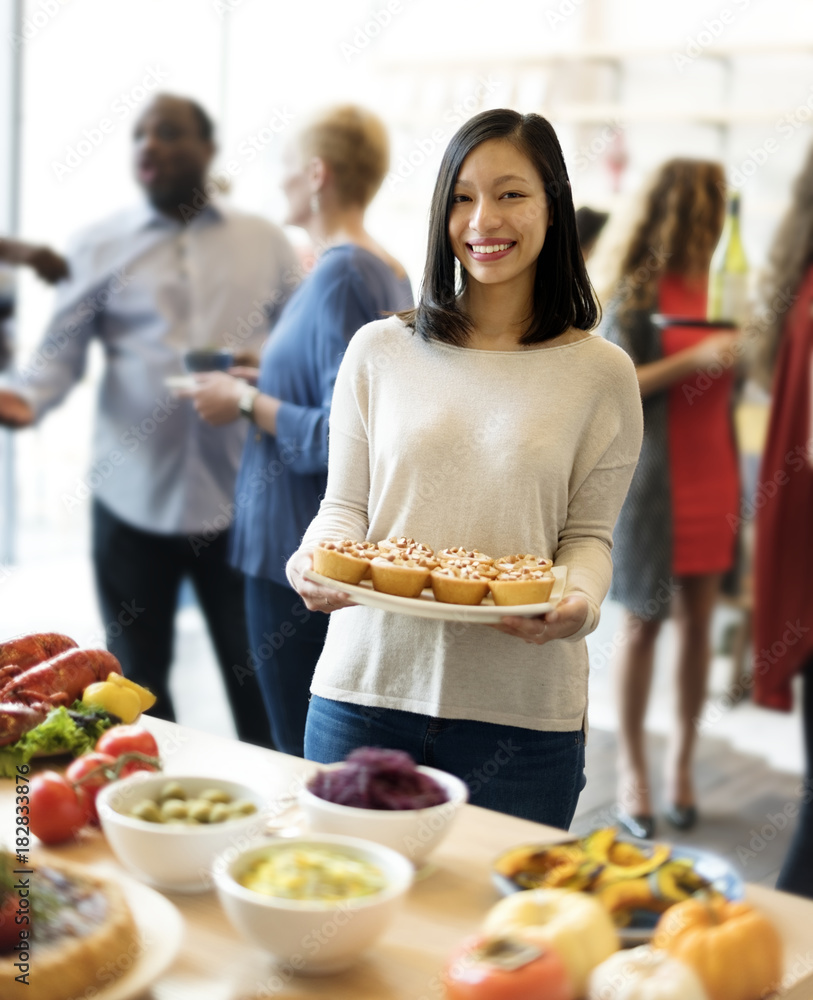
[0,93,298,746]
[574,205,609,260]
[751,141,813,899]
[597,159,742,837]
[185,105,412,757]
[0,238,68,284]
[0,238,68,369]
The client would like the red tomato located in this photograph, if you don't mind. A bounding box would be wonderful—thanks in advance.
[443,935,573,1000]
[28,771,90,845]
[95,725,160,776]
[66,752,117,825]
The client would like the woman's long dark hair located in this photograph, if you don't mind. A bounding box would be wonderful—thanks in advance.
[405,109,599,346]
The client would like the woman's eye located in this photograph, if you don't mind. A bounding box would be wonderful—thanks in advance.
[501,191,523,199]
[452,194,470,204]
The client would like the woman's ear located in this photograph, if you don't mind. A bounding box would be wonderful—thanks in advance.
[307,156,327,194]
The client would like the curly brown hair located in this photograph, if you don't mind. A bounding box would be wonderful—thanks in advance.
[604,158,726,312]
[752,141,813,388]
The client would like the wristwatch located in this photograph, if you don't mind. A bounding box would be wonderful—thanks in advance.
[237,384,259,421]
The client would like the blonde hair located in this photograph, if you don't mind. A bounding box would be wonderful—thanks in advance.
[593,158,725,312]
[298,105,389,209]
[752,140,813,388]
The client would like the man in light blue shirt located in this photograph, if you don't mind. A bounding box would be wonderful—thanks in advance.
[0,95,299,745]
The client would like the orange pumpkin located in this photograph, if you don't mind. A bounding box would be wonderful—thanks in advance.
[652,898,782,1000]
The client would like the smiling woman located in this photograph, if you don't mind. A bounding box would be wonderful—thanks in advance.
[287,109,644,829]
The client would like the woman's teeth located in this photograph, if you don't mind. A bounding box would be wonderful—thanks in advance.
[470,243,513,253]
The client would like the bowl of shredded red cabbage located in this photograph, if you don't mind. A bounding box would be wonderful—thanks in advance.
[300,748,468,863]
[307,747,449,810]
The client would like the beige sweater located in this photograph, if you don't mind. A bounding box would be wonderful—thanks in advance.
[291,317,643,732]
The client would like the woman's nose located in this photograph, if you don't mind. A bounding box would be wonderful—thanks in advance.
[469,196,501,232]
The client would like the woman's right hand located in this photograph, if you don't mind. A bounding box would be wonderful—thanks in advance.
[692,331,743,371]
[228,366,260,386]
[288,550,357,614]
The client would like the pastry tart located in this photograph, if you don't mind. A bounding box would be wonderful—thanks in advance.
[312,539,379,584]
[489,567,556,606]
[494,553,554,574]
[0,854,139,1000]
[370,553,435,598]
[430,563,493,605]
[436,546,493,566]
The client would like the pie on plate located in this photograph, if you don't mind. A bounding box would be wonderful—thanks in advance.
[0,856,140,1000]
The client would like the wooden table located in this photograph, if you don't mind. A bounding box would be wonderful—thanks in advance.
[3,717,813,999]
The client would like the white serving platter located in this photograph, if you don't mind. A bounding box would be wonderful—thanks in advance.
[304,565,567,624]
[164,375,199,391]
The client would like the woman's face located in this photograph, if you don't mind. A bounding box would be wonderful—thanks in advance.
[448,138,550,291]
[280,140,311,227]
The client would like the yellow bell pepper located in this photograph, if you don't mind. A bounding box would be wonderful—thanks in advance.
[82,681,142,724]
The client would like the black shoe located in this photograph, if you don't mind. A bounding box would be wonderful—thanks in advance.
[616,811,656,840]
[663,804,698,831]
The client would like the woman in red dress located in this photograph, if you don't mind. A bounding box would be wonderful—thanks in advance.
[598,160,742,836]
[752,143,813,898]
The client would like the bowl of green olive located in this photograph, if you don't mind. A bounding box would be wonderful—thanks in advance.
[96,774,268,893]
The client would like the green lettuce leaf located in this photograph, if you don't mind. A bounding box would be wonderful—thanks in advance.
[0,703,115,779]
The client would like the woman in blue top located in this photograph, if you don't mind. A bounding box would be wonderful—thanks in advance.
[186,106,412,754]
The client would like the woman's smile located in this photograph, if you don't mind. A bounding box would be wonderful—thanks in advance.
[466,238,517,261]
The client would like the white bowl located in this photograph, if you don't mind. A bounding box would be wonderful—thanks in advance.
[97,773,269,893]
[298,764,468,863]
[214,833,413,974]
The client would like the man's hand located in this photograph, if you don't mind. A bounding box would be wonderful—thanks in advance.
[22,246,69,284]
[1,239,68,284]
[177,371,242,425]
[0,390,34,428]
[492,595,589,645]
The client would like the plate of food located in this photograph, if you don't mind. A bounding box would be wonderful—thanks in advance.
[305,565,566,623]
[651,314,738,330]
[94,869,184,1000]
[0,855,183,1000]
[164,374,200,392]
[491,827,745,945]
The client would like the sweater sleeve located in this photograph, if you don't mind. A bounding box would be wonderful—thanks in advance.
[274,258,378,475]
[555,349,644,641]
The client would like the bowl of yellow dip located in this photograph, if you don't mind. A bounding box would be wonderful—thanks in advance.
[213,833,414,974]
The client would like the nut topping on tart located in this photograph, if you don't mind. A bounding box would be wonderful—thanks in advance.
[436,546,493,565]
[376,536,435,560]
[494,553,554,573]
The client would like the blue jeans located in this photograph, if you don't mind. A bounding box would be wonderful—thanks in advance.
[304,695,586,829]
[244,576,329,757]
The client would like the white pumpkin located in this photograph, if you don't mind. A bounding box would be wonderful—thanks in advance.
[482,887,619,996]
[587,944,710,1000]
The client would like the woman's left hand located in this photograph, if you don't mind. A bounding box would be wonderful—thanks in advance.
[178,372,243,425]
[493,595,589,645]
